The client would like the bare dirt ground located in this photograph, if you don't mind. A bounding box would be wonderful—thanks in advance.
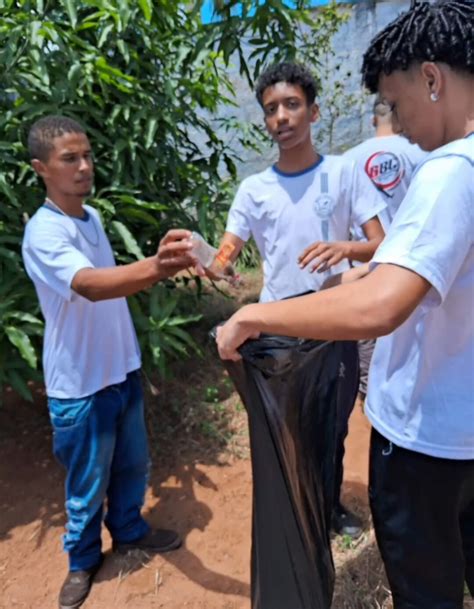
[0,387,381,609]
[0,390,253,609]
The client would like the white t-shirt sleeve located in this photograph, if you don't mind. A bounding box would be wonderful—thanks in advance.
[22,221,95,301]
[348,161,387,229]
[371,155,473,304]
[225,182,252,242]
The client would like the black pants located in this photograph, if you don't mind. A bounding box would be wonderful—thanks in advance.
[369,428,474,609]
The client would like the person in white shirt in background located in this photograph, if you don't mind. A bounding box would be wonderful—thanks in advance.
[345,96,426,227]
[344,98,427,401]
[216,1,474,606]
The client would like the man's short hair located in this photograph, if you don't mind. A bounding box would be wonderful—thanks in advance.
[255,62,318,107]
[28,116,86,161]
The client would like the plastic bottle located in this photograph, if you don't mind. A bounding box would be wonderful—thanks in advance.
[189,232,217,268]
[189,232,238,283]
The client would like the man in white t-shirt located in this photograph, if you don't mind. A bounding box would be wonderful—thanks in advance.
[216,1,474,605]
[345,97,426,228]
[22,116,199,609]
[344,98,426,399]
[214,62,386,538]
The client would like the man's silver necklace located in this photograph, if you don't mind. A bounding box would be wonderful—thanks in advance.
[44,197,100,247]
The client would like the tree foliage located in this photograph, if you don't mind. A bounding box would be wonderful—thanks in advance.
[0,0,347,400]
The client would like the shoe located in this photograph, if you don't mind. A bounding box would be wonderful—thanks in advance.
[332,504,363,539]
[113,528,182,555]
[58,555,103,609]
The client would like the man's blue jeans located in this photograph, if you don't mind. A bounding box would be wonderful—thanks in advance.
[49,370,150,571]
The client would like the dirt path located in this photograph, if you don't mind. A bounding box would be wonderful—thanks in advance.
[0,387,378,609]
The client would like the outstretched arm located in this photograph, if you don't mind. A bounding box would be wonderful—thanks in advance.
[216,263,431,360]
[72,229,199,301]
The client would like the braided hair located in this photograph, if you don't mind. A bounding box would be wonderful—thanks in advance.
[362,0,474,93]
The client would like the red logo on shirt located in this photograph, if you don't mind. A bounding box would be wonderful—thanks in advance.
[365,151,404,192]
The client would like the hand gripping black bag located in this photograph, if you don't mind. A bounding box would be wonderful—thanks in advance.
[213,331,358,609]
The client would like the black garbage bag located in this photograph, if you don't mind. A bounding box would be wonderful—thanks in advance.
[212,330,358,609]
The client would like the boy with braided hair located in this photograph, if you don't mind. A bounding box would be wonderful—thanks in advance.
[217,1,474,606]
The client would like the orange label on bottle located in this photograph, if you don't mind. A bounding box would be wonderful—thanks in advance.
[215,242,235,267]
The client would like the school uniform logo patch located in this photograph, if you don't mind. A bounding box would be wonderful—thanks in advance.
[365,151,404,193]
[314,194,336,219]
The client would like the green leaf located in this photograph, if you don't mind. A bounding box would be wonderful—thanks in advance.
[3,312,43,327]
[119,207,161,228]
[117,39,130,64]
[61,0,77,28]
[111,221,145,260]
[0,175,19,205]
[67,62,82,86]
[167,325,202,355]
[98,23,114,48]
[138,0,152,22]
[30,21,44,47]
[7,369,33,402]
[144,117,158,150]
[166,313,202,327]
[5,326,37,369]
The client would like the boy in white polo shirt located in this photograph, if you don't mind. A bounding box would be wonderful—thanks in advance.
[215,62,386,537]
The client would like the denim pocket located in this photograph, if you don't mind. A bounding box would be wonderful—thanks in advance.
[48,396,94,430]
